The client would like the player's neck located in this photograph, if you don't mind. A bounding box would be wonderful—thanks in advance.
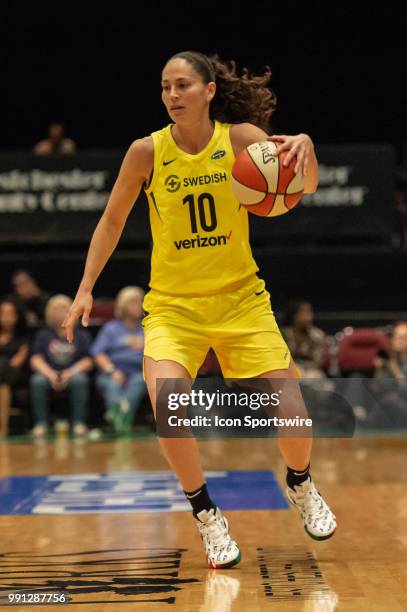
[172,117,215,155]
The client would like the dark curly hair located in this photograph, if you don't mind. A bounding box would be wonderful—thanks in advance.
[0,295,28,338]
[283,299,312,327]
[167,51,277,132]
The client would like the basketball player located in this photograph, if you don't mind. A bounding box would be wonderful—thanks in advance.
[63,51,336,568]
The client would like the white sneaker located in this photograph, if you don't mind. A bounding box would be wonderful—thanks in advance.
[31,423,47,439]
[286,478,336,541]
[72,423,88,438]
[196,507,241,569]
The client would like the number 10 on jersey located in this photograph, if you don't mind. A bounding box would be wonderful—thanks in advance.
[183,193,218,233]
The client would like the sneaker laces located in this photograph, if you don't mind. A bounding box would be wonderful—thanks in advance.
[294,481,330,520]
[199,510,230,548]
[304,487,327,519]
[304,483,336,529]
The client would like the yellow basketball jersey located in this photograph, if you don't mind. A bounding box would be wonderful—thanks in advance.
[144,120,258,296]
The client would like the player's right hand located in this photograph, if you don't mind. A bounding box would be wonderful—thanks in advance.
[62,290,93,344]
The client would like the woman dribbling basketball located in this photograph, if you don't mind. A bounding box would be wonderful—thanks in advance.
[63,51,336,568]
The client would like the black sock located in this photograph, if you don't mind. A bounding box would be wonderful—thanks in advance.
[183,482,216,518]
[286,464,311,490]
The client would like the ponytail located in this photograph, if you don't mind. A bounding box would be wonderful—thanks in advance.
[168,51,277,132]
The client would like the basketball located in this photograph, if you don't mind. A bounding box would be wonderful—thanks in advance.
[231,140,305,217]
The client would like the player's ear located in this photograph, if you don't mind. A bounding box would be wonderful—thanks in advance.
[207,81,216,103]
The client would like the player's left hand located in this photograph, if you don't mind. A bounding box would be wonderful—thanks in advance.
[267,133,315,177]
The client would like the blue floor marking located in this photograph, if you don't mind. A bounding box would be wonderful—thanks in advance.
[0,470,288,515]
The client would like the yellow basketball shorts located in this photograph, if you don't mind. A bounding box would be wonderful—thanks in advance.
[142,275,293,379]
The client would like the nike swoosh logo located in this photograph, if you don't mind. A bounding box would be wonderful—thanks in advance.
[186,490,202,499]
[163,158,177,166]
[255,290,265,295]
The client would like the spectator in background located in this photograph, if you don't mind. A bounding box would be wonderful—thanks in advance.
[33,122,77,156]
[91,287,146,434]
[366,322,407,427]
[30,295,92,439]
[11,269,49,331]
[0,297,29,438]
[374,321,407,380]
[282,299,327,379]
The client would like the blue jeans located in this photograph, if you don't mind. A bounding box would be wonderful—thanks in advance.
[96,372,146,417]
[30,372,89,426]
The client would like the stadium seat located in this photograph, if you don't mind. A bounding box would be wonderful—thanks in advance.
[337,328,390,374]
[90,300,115,325]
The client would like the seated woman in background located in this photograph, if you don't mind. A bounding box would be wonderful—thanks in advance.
[0,297,29,438]
[369,321,407,427]
[282,299,327,379]
[374,321,407,381]
[11,269,49,333]
[91,287,146,434]
[30,294,93,438]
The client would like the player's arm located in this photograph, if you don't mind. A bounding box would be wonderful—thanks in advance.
[230,123,319,193]
[63,137,153,343]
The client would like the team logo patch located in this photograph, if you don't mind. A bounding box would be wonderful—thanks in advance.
[165,175,181,193]
[211,149,226,160]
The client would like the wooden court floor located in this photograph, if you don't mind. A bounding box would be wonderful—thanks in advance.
[0,436,406,611]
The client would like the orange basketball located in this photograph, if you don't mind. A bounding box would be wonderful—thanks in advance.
[231,140,305,217]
